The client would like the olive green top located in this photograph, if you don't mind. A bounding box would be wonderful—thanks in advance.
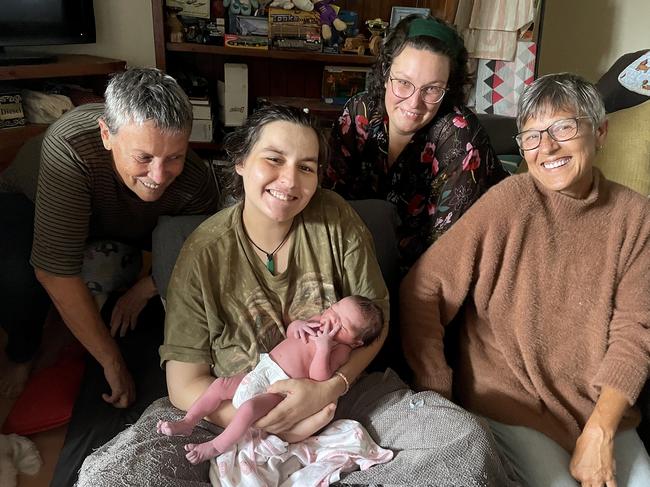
[160,189,389,378]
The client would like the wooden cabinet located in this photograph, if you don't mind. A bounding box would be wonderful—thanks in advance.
[0,55,126,172]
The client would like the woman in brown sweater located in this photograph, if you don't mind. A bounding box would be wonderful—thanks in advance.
[401,73,650,487]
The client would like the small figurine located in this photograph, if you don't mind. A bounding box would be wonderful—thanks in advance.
[366,18,388,56]
[341,34,368,56]
[166,6,185,43]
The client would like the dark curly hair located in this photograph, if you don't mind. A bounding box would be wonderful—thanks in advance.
[222,105,329,202]
[347,295,384,346]
[367,14,471,116]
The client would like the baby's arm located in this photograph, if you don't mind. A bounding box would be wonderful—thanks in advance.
[309,323,351,380]
[286,316,322,344]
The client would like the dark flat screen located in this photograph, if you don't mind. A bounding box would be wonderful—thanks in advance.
[0,0,96,47]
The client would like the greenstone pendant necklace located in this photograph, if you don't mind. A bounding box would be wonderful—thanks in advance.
[243,219,294,274]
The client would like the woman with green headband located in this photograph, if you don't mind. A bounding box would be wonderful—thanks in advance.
[324,15,508,274]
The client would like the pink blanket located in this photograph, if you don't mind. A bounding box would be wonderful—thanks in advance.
[209,419,393,486]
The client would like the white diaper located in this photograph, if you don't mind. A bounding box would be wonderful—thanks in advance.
[231,353,290,408]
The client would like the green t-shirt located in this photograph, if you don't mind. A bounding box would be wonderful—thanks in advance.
[160,189,389,378]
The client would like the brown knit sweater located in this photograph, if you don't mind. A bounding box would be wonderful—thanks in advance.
[401,169,650,451]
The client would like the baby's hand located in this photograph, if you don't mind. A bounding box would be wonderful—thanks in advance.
[314,321,340,349]
[288,320,321,344]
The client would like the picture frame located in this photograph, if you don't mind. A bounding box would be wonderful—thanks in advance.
[389,7,431,29]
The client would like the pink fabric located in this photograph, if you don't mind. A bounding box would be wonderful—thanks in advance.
[208,419,393,486]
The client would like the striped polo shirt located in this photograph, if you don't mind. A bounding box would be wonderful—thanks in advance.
[31,103,220,276]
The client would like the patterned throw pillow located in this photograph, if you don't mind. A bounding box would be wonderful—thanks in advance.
[596,49,650,113]
[618,51,650,96]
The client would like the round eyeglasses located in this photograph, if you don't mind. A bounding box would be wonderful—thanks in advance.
[515,116,591,151]
[388,75,447,104]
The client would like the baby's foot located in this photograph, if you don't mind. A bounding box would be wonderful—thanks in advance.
[0,353,31,398]
[156,419,195,437]
[184,441,220,464]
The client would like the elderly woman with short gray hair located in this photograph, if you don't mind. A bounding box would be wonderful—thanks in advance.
[0,67,221,487]
[401,73,650,486]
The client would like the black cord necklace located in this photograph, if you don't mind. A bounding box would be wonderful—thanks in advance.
[242,218,295,274]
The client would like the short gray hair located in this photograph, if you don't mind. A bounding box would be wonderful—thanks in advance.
[103,68,192,134]
[516,73,606,131]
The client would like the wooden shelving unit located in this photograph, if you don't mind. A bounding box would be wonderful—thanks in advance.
[151,0,457,148]
[189,141,222,151]
[0,54,126,172]
[151,0,400,149]
[166,42,375,66]
[0,54,126,81]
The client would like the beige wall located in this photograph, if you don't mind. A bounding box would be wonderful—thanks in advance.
[538,0,650,82]
[8,0,156,68]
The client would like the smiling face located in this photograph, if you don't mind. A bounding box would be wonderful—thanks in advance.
[384,45,451,138]
[235,121,319,225]
[320,297,367,348]
[99,119,188,202]
[521,107,607,198]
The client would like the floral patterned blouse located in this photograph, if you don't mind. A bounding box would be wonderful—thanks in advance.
[323,92,508,273]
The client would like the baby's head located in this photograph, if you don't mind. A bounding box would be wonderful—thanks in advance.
[322,295,384,348]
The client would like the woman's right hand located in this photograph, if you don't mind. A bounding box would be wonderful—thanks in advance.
[101,358,136,408]
[569,422,617,486]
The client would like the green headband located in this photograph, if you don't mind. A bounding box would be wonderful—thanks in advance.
[407,18,461,55]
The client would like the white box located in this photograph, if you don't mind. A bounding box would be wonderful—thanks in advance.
[189,118,213,142]
[217,63,248,127]
[192,103,211,120]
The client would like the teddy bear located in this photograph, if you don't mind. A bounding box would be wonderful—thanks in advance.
[313,0,347,41]
[269,0,313,11]
[268,0,346,42]
[223,0,260,16]
[0,434,42,487]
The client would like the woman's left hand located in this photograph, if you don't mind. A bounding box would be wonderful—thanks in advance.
[255,377,341,434]
[110,276,158,337]
[275,403,337,443]
[570,422,617,487]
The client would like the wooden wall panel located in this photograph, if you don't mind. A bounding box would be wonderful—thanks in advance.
[337,1,456,29]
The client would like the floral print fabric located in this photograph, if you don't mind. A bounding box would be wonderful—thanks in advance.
[324,92,508,272]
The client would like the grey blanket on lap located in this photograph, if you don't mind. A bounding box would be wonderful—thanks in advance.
[76,370,518,487]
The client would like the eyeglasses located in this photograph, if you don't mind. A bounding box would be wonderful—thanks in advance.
[515,116,591,151]
[388,75,447,104]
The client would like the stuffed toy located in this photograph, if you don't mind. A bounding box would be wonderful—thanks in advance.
[314,0,347,41]
[0,434,42,487]
[223,0,260,16]
[269,0,313,11]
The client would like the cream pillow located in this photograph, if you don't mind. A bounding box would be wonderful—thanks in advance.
[595,100,650,197]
